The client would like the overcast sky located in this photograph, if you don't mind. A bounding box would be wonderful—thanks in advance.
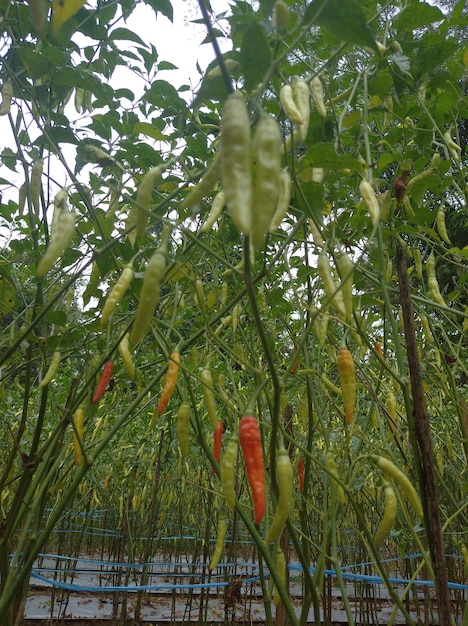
[126,0,231,90]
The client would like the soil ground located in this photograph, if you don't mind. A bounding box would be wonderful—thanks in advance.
[18,554,448,625]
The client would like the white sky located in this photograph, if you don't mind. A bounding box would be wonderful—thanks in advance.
[136,0,232,85]
[0,0,231,208]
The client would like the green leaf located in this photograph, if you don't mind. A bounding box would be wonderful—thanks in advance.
[46,310,68,325]
[239,21,272,91]
[144,0,173,21]
[389,53,411,76]
[303,143,363,171]
[192,72,230,109]
[258,0,275,18]
[19,47,50,79]
[303,0,377,52]
[1,148,18,172]
[393,2,444,32]
[158,61,178,71]
[42,126,78,147]
[114,88,136,101]
[132,122,166,141]
[109,27,148,47]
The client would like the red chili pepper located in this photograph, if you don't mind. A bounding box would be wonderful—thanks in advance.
[213,420,223,473]
[298,456,305,491]
[92,361,114,403]
[337,348,356,426]
[157,352,181,415]
[239,414,265,524]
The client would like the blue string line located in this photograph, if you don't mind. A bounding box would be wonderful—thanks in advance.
[29,571,231,593]
[28,553,468,593]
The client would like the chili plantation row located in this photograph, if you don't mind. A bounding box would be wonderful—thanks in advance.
[0,0,467,625]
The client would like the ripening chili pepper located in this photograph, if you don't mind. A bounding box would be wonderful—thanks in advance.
[297,456,305,491]
[180,156,221,210]
[101,265,134,325]
[177,401,190,457]
[322,373,341,397]
[201,368,218,430]
[30,159,43,217]
[269,170,292,233]
[18,183,27,217]
[231,303,241,335]
[385,257,393,285]
[206,59,239,80]
[36,208,75,277]
[373,481,397,547]
[401,195,415,218]
[74,87,84,113]
[272,547,286,607]
[50,188,69,238]
[251,115,281,248]
[72,406,85,466]
[220,280,228,307]
[436,209,450,245]
[292,80,310,142]
[337,349,356,426]
[359,180,380,226]
[135,165,165,239]
[374,343,384,360]
[336,252,354,322]
[386,391,397,422]
[299,394,309,431]
[309,218,324,248]
[420,314,433,344]
[273,0,289,31]
[239,414,265,524]
[426,252,446,307]
[200,190,225,233]
[221,92,252,235]
[443,130,462,162]
[280,84,304,125]
[266,443,294,543]
[28,0,47,31]
[118,332,135,381]
[214,315,232,337]
[317,252,347,319]
[209,517,227,570]
[92,361,114,403]
[157,352,180,415]
[311,76,327,118]
[14,377,25,394]
[382,94,393,132]
[132,494,141,512]
[194,278,206,314]
[406,167,435,193]
[325,451,346,505]
[213,420,223,471]
[413,248,423,280]
[217,373,236,412]
[0,79,13,116]
[372,455,423,518]
[220,434,238,509]
[39,350,61,387]
[130,231,168,344]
